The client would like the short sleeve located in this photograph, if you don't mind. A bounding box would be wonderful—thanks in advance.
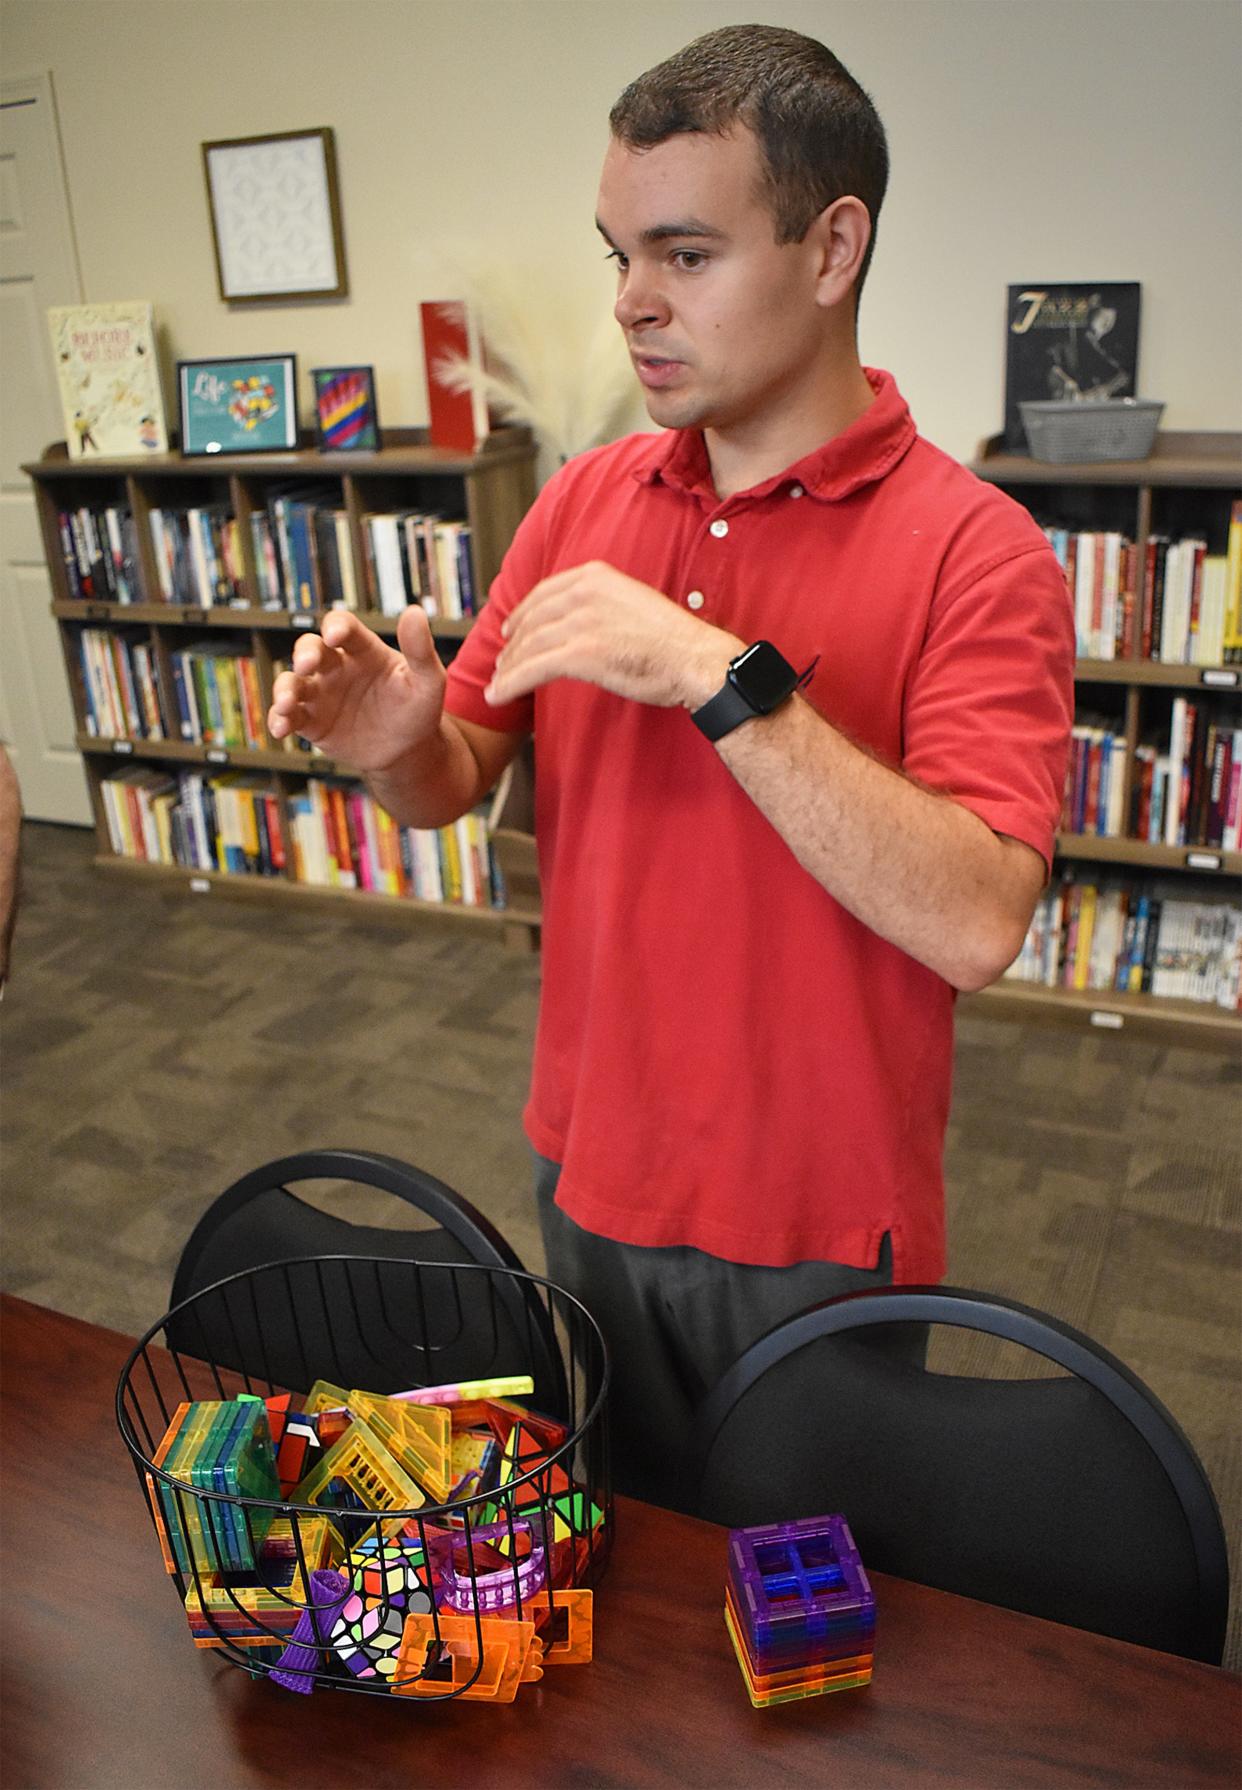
[902,540,1076,871]
[443,467,568,736]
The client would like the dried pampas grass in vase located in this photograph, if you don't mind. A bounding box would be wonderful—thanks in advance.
[426,255,641,474]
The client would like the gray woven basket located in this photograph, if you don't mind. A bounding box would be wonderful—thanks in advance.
[1019,398,1164,464]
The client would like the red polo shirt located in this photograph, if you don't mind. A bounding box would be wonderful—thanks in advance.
[444,370,1074,1278]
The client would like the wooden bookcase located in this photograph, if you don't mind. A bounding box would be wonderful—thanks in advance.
[965,429,1241,1046]
[25,426,541,936]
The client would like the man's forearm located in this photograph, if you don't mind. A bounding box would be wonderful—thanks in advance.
[716,694,1041,991]
[363,716,501,831]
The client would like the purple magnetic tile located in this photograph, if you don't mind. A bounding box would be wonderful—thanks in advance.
[728,1515,874,1654]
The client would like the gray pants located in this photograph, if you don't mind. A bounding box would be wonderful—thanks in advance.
[534,1154,925,1510]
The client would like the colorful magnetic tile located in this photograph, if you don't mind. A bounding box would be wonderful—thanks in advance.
[521,1588,594,1664]
[390,1375,535,1407]
[725,1602,872,1708]
[725,1582,872,1671]
[292,1418,426,1539]
[728,1514,874,1657]
[392,1612,541,1703]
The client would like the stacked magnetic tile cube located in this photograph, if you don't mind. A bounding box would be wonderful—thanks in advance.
[725,1514,875,1708]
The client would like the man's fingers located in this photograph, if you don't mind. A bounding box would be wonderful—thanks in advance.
[396,603,437,670]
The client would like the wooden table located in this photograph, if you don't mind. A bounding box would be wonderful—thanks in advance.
[1,1294,1237,1789]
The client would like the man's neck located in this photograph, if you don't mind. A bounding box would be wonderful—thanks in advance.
[705,360,877,501]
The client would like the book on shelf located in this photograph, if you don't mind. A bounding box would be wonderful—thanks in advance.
[361,511,475,619]
[1062,722,1127,838]
[147,505,244,606]
[420,300,494,454]
[47,300,169,459]
[285,776,501,907]
[1043,529,1137,660]
[77,629,165,741]
[57,504,142,603]
[1006,873,1241,1009]
[1002,283,1141,453]
[168,642,266,749]
[100,764,284,876]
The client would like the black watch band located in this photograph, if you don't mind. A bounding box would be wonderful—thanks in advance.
[691,640,802,743]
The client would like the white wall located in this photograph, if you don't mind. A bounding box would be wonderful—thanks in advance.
[4,0,1240,466]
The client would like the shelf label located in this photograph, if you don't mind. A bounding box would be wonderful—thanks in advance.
[228,597,249,610]
[292,614,314,629]
[205,748,230,765]
[1201,668,1239,688]
[1089,1010,1125,1030]
[189,878,211,894]
[85,604,111,621]
[1186,850,1223,871]
[111,739,134,755]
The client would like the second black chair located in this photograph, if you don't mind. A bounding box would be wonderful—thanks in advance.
[167,1148,567,1416]
[686,1285,1229,1664]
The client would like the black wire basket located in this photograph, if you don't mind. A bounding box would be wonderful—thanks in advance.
[116,1255,611,1701]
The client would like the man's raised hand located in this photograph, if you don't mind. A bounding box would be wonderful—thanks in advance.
[267,607,446,772]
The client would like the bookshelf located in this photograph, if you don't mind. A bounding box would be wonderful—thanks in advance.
[966,429,1241,1046]
[25,426,541,938]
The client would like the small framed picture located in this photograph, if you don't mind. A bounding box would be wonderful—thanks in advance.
[202,128,347,303]
[177,355,299,456]
[311,365,380,452]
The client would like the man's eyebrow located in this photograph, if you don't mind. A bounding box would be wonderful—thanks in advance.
[595,217,728,247]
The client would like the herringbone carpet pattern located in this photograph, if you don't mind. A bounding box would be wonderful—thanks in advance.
[3,822,1238,1666]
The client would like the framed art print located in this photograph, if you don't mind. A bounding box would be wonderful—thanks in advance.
[312,365,379,451]
[202,128,348,303]
[177,355,298,456]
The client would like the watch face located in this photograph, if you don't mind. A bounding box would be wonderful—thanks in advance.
[731,641,798,713]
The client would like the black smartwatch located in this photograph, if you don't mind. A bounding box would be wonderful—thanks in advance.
[691,640,801,742]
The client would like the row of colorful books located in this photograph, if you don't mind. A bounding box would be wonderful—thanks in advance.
[360,511,476,620]
[251,492,477,620]
[1150,704,1240,850]
[56,504,142,604]
[1006,877,1241,1008]
[149,504,245,606]
[167,644,268,750]
[1060,724,1126,837]
[98,766,504,908]
[1043,509,1242,665]
[100,767,284,877]
[1060,714,1241,851]
[78,630,166,740]
[287,780,499,906]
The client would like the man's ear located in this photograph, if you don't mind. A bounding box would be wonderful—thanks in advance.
[809,196,871,309]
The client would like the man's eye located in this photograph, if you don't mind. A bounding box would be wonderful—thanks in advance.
[604,249,629,271]
[672,251,707,270]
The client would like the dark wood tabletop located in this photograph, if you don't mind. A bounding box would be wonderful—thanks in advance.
[1,1293,1237,1790]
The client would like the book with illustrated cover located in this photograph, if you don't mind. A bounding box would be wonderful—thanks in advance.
[1002,283,1141,452]
[47,301,168,458]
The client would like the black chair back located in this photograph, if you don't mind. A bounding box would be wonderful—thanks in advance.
[687,1286,1229,1664]
[167,1149,567,1415]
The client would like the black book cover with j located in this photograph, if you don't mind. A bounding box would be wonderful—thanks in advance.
[1003,283,1141,452]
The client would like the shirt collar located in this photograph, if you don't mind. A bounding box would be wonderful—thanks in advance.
[629,367,918,504]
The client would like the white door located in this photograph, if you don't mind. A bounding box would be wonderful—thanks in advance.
[0,72,91,823]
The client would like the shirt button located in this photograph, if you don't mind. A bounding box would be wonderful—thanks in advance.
[686,590,705,611]
[709,519,729,538]
[790,484,804,499]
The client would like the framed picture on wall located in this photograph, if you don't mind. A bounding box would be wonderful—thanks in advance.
[311,365,380,451]
[177,355,299,456]
[202,128,348,303]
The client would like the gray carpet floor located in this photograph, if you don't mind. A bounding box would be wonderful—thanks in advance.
[3,821,1239,1667]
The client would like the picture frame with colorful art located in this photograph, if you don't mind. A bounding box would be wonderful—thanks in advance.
[176,355,299,457]
[311,365,380,452]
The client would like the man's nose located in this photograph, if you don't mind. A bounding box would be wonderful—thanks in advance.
[614,269,669,332]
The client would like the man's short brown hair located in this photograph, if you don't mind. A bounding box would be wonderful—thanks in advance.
[609,24,889,298]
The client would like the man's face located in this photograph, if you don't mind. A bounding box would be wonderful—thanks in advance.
[595,127,827,436]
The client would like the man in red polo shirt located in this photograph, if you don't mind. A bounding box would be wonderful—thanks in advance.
[270,26,1074,1504]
